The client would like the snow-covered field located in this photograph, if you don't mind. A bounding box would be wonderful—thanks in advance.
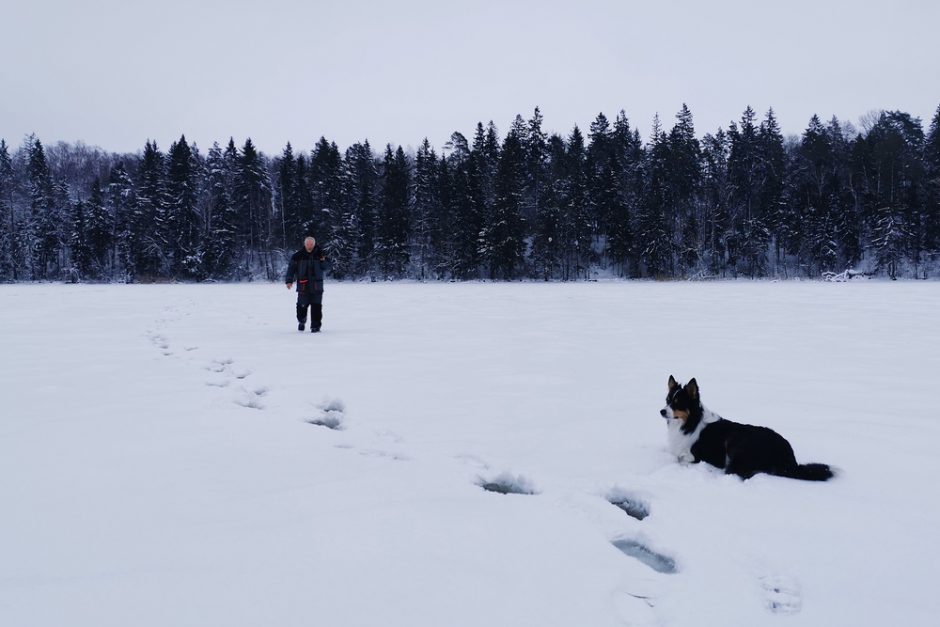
[2,281,938,626]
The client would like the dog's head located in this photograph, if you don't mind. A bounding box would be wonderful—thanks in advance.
[660,375,701,425]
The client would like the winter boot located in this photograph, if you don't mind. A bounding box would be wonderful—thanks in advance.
[311,304,323,332]
[297,304,307,331]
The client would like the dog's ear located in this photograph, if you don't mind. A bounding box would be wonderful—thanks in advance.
[668,375,678,391]
[685,378,699,400]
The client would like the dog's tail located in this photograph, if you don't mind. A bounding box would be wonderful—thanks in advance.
[781,463,834,482]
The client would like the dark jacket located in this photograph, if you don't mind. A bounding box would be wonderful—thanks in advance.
[285,246,332,293]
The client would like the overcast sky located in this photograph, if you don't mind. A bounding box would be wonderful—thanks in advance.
[2,0,938,155]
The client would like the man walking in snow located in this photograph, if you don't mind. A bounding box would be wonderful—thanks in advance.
[285,235,332,332]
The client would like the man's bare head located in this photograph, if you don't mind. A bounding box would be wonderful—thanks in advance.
[304,236,316,252]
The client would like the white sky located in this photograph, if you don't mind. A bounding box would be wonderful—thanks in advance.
[2,0,938,155]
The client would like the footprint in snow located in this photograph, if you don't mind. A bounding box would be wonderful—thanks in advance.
[232,386,266,410]
[758,572,802,614]
[307,398,346,430]
[611,538,678,574]
[477,471,539,495]
[606,487,651,521]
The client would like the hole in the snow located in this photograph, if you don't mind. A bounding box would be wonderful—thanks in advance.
[609,497,650,521]
[477,473,537,495]
[611,539,677,574]
[307,411,343,430]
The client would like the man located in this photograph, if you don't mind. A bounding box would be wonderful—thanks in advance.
[285,236,332,332]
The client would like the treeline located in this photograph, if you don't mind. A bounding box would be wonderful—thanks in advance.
[1,104,939,283]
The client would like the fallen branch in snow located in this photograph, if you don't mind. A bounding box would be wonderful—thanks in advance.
[822,269,873,282]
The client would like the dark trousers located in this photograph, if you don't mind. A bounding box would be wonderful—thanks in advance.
[296,292,323,328]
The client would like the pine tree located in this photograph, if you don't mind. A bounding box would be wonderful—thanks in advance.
[412,138,439,278]
[202,143,238,279]
[234,138,272,279]
[448,143,485,279]
[606,112,643,277]
[529,134,564,280]
[559,126,592,279]
[27,137,60,279]
[863,112,925,277]
[485,124,527,279]
[757,109,786,271]
[166,135,203,277]
[277,142,301,248]
[375,145,411,277]
[701,129,731,275]
[68,198,94,279]
[330,146,367,279]
[825,117,861,269]
[587,112,613,237]
[0,140,16,280]
[728,107,768,276]
[922,105,940,265]
[665,104,702,274]
[637,116,671,277]
[523,108,549,230]
[345,141,378,275]
[133,140,170,279]
[105,163,135,280]
[309,137,343,246]
[85,178,113,277]
[432,154,456,277]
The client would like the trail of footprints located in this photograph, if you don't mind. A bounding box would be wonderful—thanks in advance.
[146,318,798,618]
[473,469,800,616]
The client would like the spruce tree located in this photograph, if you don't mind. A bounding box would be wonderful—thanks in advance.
[587,112,613,237]
[665,104,702,274]
[0,140,15,280]
[523,108,549,230]
[560,126,592,279]
[637,116,671,277]
[68,198,93,279]
[345,141,378,275]
[606,112,643,277]
[529,134,565,280]
[85,178,113,277]
[448,143,485,279]
[376,145,411,277]
[166,135,203,277]
[728,107,767,276]
[133,140,170,279]
[412,138,439,278]
[203,143,238,279]
[234,138,271,278]
[486,125,527,279]
[757,109,786,271]
[701,129,731,275]
[27,137,60,279]
[277,142,300,248]
[924,105,940,261]
[864,112,925,277]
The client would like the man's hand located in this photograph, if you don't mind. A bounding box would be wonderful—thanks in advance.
[286,283,293,290]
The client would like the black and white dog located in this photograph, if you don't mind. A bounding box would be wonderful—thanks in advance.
[660,376,833,481]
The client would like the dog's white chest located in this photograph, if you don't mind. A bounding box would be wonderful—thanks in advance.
[665,408,720,464]
[666,420,696,463]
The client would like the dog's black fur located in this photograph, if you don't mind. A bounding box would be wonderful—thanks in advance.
[661,376,833,481]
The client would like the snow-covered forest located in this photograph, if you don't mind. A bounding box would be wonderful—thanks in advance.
[2,104,939,283]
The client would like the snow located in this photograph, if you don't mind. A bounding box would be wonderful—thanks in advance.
[1,281,938,626]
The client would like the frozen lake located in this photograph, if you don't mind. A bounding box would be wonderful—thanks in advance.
[1,281,938,626]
